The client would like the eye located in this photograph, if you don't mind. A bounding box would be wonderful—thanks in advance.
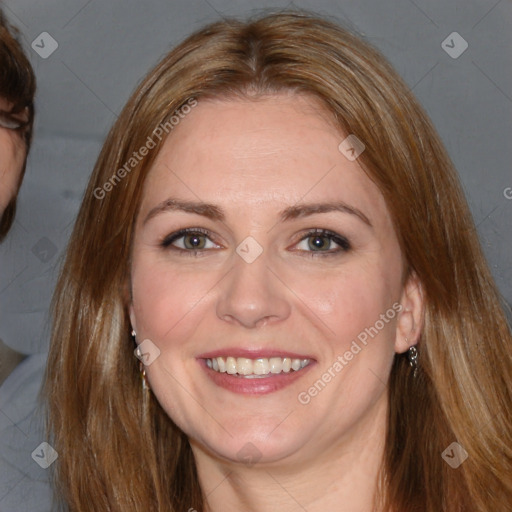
[0,107,29,131]
[160,227,350,258]
[161,228,220,254]
[294,229,351,256]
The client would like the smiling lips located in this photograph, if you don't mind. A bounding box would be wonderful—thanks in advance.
[205,356,311,377]
[199,351,315,395]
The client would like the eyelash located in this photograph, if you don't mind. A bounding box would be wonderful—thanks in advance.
[0,111,28,132]
[160,227,351,258]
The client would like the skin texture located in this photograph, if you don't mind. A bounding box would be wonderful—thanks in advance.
[129,93,423,512]
[0,97,26,219]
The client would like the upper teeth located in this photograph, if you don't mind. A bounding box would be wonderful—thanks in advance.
[206,356,311,376]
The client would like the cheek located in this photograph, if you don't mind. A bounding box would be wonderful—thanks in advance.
[290,268,398,408]
[0,131,25,171]
[130,255,219,353]
[284,259,401,410]
[286,261,398,345]
[0,134,25,206]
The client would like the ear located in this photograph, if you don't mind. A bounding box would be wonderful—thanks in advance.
[394,271,424,354]
[123,274,137,333]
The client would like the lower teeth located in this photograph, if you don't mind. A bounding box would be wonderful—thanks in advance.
[234,370,299,378]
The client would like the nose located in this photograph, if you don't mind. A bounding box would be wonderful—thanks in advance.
[215,250,291,328]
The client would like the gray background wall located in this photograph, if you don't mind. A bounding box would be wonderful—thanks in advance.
[1,0,511,354]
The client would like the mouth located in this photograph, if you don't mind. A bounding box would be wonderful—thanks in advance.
[205,356,312,378]
[198,350,316,395]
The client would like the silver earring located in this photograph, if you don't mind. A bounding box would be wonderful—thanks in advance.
[131,329,136,338]
[139,361,148,391]
[407,345,419,378]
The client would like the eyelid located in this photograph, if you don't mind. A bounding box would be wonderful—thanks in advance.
[161,227,350,257]
[0,109,29,131]
[291,228,351,255]
[161,227,221,249]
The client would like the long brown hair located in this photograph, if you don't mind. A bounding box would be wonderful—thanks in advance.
[44,10,512,511]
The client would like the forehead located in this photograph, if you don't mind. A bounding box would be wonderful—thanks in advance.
[140,93,389,223]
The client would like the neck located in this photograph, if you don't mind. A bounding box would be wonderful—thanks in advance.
[192,395,388,512]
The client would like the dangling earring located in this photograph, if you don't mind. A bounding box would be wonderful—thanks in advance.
[139,362,148,391]
[131,328,149,391]
[407,344,419,378]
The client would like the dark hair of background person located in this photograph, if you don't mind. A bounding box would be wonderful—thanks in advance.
[0,7,36,241]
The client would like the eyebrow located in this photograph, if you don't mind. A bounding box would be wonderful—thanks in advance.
[143,197,372,227]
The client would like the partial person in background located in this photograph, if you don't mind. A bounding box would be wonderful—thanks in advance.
[0,7,36,382]
[0,8,51,512]
[0,7,35,383]
[0,9,34,242]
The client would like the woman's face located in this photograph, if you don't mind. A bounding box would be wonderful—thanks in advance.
[0,97,27,221]
[129,93,422,467]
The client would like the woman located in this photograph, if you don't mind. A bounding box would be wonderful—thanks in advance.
[45,10,512,512]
